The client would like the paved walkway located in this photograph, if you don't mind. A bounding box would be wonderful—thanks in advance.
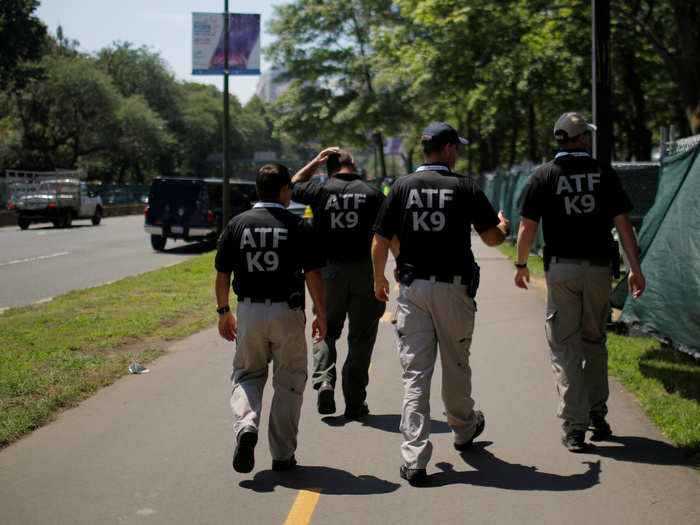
[1,238,698,524]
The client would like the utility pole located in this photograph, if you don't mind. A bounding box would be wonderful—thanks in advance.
[592,0,612,164]
[222,0,231,225]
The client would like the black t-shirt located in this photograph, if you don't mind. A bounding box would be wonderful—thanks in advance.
[215,204,324,300]
[520,151,633,258]
[373,165,500,275]
[292,173,384,262]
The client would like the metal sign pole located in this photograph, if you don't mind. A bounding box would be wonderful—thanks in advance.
[222,0,231,227]
[592,0,612,164]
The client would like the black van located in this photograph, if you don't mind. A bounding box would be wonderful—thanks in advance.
[144,177,257,251]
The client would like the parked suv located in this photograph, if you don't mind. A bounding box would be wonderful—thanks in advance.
[144,177,257,251]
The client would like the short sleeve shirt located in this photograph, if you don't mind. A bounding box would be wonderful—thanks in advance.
[292,173,384,262]
[373,165,500,275]
[215,204,324,299]
[520,151,633,258]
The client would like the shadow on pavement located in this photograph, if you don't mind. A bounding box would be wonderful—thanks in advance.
[239,465,401,495]
[424,442,600,491]
[321,413,451,434]
[588,435,693,466]
[159,241,215,255]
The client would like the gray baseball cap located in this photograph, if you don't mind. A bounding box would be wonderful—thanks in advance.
[553,112,597,141]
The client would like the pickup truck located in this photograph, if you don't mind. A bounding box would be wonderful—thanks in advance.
[5,170,103,229]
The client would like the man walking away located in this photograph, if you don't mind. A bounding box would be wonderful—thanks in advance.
[292,148,386,418]
[372,122,509,485]
[514,112,645,452]
[215,163,327,473]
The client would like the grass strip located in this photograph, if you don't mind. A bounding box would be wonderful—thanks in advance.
[0,251,219,448]
[607,333,700,466]
[498,244,700,466]
[497,240,545,277]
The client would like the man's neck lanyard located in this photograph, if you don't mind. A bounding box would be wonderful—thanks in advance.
[416,164,452,173]
[555,151,591,159]
[253,202,286,209]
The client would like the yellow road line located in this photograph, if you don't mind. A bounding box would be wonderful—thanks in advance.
[284,489,322,525]
[379,311,393,323]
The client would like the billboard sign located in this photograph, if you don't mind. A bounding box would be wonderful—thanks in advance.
[192,13,260,75]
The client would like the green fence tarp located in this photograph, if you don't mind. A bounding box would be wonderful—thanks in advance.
[612,145,700,356]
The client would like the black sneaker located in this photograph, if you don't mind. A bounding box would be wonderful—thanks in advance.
[588,415,613,441]
[232,428,257,473]
[454,410,485,451]
[562,430,587,452]
[343,403,369,419]
[400,465,428,486]
[272,455,297,471]
[317,383,336,415]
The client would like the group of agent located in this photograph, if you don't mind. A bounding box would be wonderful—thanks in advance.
[214,113,645,486]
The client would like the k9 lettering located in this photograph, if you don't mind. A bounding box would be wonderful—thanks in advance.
[412,211,445,231]
[246,251,280,272]
[330,211,359,229]
[555,173,600,216]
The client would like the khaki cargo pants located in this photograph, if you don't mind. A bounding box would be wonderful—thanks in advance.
[230,300,307,461]
[545,261,611,433]
[394,278,480,469]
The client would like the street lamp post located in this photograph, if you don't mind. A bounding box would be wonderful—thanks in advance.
[592,0,612,164]
[222,0,231,226]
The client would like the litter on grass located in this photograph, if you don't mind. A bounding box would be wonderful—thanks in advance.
[128,363,150,374]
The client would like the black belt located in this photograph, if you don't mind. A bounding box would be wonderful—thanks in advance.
[239,297,286,304]
[551,257,610,267]
[413,273,465,285]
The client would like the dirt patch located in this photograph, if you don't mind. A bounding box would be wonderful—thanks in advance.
[104,335,169,357]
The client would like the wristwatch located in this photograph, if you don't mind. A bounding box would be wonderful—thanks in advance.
[514,262,528,269]
[216,305,230,315]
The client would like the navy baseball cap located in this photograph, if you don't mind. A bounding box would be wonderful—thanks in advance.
[421,122,469,147]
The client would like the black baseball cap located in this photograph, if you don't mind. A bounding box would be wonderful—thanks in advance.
[421,122,469,147]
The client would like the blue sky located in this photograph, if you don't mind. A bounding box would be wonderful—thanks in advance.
[35,0,288,104]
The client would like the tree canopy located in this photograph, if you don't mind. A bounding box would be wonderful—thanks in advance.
[266,0,698,174]
[1,1,697,182]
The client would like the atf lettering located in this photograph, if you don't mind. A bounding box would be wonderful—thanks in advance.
[325,194,367,210]
[240,227,288,249]
[406,188,453,209]
[556,173,601,195]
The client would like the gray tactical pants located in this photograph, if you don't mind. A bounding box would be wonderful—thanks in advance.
[545,261,611,433]
[394,278,480,469]
[230,300,307,461]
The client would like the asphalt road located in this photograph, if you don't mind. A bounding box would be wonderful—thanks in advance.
[0,239,698,524]
[0,215,209,310]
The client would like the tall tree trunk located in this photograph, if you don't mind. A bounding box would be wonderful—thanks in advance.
[528,103,537,162]
[620,47,652,160]
[509,107,518,166]
[467,111,473,175]
[373,132,387,183]
[400,145,414,174]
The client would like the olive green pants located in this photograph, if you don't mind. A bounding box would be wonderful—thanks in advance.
[311,259,386,410]
[545,261,611,433]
